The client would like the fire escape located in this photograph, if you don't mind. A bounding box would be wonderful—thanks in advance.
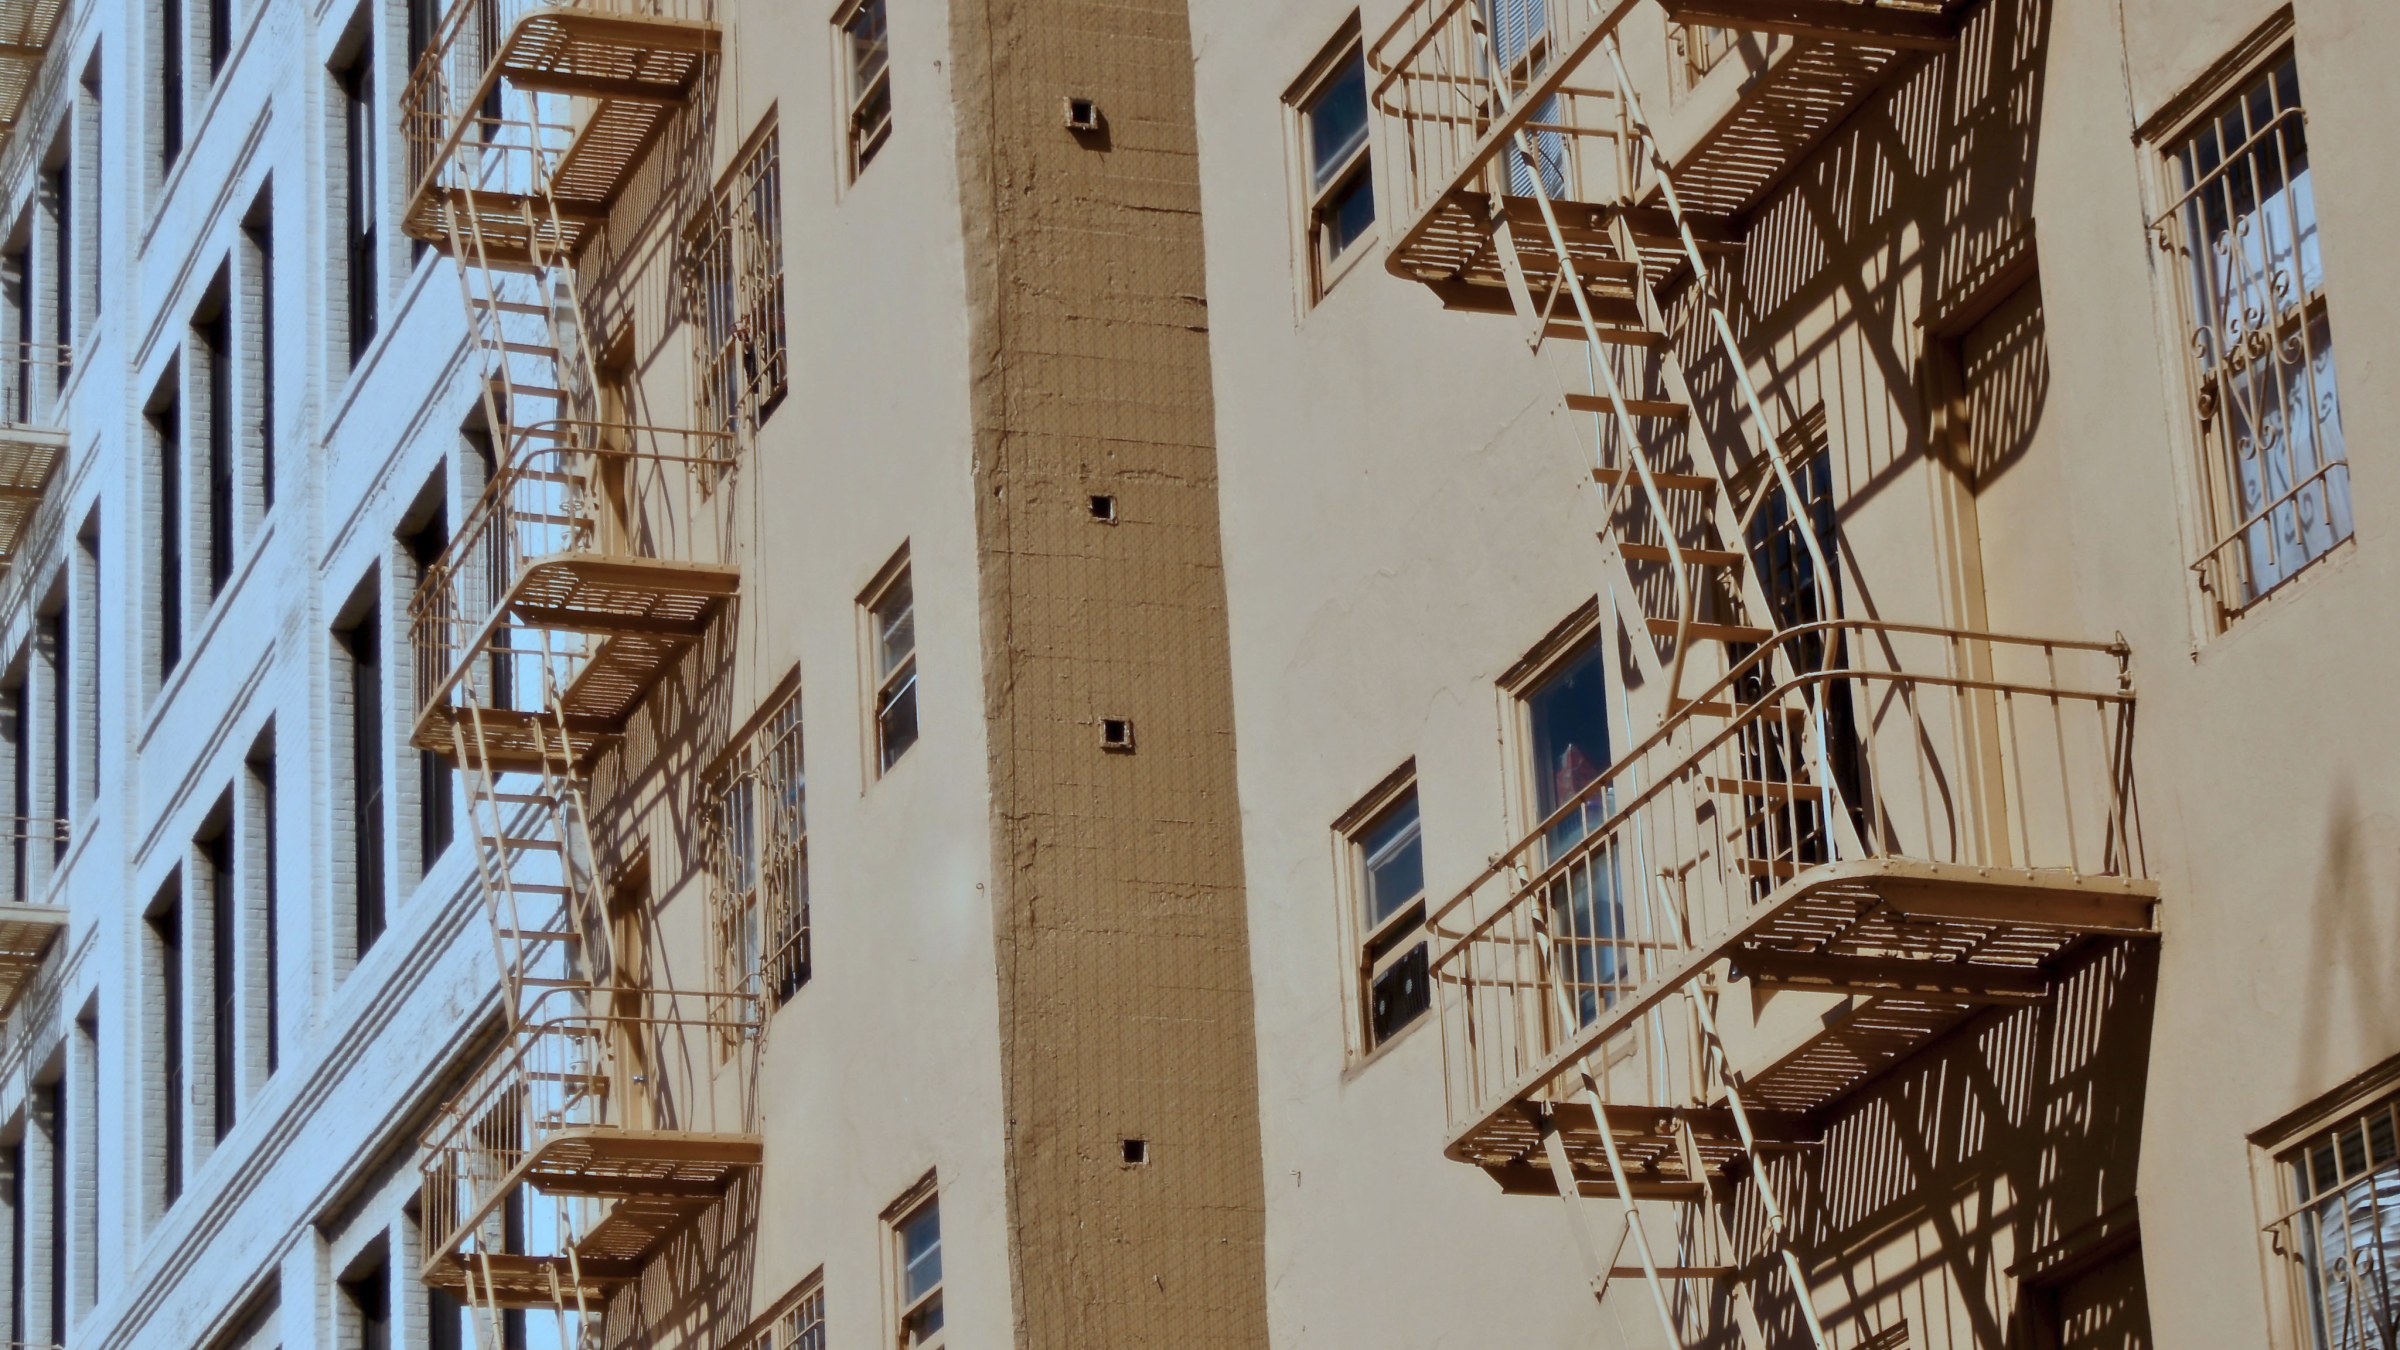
[399,0,752,1335]
[1366,1,2157,1343]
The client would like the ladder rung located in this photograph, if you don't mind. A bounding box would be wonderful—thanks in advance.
[500,341,559,358]
[506,383,569,402]
[1592,467,1715,492]
[496,835,563,851]
[1610,1264,1737,1279]
[519,976,587,989]
[499,882,572,896]
[1616,541,1740,567]
[1567,392,1688,420]
[497,929,578,943]
[469,296,549,316]
[1645,617,1773,644]
[487,791,555,805]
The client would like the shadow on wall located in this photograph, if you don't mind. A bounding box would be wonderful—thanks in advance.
[1687,0,2054,525]
[601,1168,764,1349]
[1716,939,2158,1349]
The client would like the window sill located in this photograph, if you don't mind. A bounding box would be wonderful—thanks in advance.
[1305,234,1381,316]
[2192,532,2358,662]
[1341,1004,1431,1081]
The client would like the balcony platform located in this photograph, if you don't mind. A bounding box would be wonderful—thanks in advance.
[0,899,63,1012]
[1448,857,2157,1196]
[0,428,64,566]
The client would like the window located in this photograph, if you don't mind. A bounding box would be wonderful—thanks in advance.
[691,122,788,434]
[201,809,234,1143]
[198,277,233,600]
[148,374,182,680]
[1344,776,1428,1050]
[1513,624,1619,1023]
[149,879,184,1211]
[890,1185,942,1348]
[709,684,809,1007]
[402,505,451,875]
[39,601,64,868]
[837,0,891,180]
[40,1077,59,1340]
[2268,1091,2400,1350]
[339,36,378,366]
[2154,50,2345,624]
[242,191,273,513]
[337,586,386,960]
[1291,29,1374,297]
[41,157,67,371]
[158,0,184,171]
[866,558,916,773]
[3,669,24,900]
[339,1247,389,1350]
[5,1136,19,1346]
[205,0,228,80]
[247,739,278,1076]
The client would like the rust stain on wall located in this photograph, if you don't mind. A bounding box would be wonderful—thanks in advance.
[948,0,1272,1342]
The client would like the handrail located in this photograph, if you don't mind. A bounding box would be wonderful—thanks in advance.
[1427,621,2142,1137]
[407,422,736,729]
[418,983,761,1271]
[1427,619,2123,936]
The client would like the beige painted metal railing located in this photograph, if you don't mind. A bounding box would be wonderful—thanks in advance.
[418,984,761,1279]
[407,427,735,738]
[1431,621,2138,1135]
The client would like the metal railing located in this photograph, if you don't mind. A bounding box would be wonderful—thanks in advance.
[1367,0,1643,271]
[0,340,70,430]
[408,426,735,730]
[1428,621,2141,1137]
[402,0,716,187]
[418,984,761,1274]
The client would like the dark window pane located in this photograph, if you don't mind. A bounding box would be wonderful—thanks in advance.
[1369,939,1429,1045]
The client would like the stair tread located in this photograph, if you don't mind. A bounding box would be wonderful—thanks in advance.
[1566,392,1689,419]
[1593,467,1716,492]
[1617,541,1740,566]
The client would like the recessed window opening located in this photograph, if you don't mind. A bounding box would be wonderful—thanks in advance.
[198,275,234,600]
[837,0,891,180]
[1291,26,1375,298]
[1345,774,1428,1049]
[201,807,234,1143]
[890,1184,943,1348]
[1518,632,1619,1027]
[337,32,377,367]
[149,878,184,1212]
[2154,50,2347,625]
[335,580,386,961]
[148,369,183,681]
[866,557,917,773]
[159,0,185,171]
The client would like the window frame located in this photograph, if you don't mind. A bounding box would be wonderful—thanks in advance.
[2141,28,2348,635]
[885,1175,943,1350]
[2253,1064,2400,1350]
[1498,601,1607,846]
[862,550,917,777]
[1286,20,1376,303]
[689,117,788,437]
[1334,763,1430,1060]
[835,0,891,185]
[706,676,809,1012]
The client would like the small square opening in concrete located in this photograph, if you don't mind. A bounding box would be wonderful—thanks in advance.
[1064,97,1102,132]
[1120,1137,1148,1165]
[1100,718,1135,752]
[1088,494,1116,522]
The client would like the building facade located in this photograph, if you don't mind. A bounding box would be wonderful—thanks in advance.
[0,0,2379,1345]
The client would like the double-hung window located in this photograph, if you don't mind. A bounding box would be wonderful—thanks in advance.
[867,561,917,773]
[709,686,809,1007]
[1516,630,1617,1024]
[891,1186,942,1348]
[838,0,891,181]
[1348,781,1428,1049]
[2154,50,2346,624]
[1292,31,1374,297]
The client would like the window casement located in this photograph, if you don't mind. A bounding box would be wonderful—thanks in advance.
[1337,767,1429,1054]
[886,1179,943,1349]
[2260,1079,2400,1350]
[707,682,809,1012]
[690,121,788,437]
[1288,24,1375,300]
[863,553,917,775]
[337,34,378,368]
[1502,608,1620,1027]
[836,0,891,183]
[2150,46,2346,628]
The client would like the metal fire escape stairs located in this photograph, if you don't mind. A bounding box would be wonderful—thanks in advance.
[1456,9,1912,1348]
[400,2,742,1339]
